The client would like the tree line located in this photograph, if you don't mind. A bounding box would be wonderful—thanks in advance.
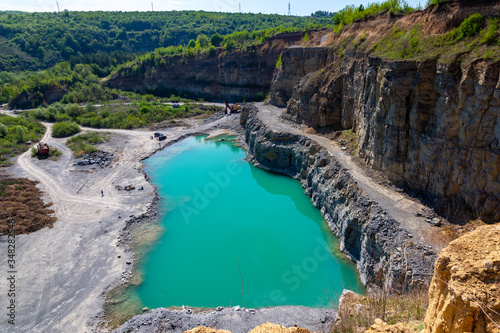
[0,10,331,73]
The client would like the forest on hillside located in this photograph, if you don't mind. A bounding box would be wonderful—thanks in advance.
[0,0,453,111]
[0,10,331,73]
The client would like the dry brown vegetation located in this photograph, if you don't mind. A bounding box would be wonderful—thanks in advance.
[0,176,57,235]
[332,288,429,333]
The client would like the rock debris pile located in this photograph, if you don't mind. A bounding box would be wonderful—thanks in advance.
[75,151,114,167]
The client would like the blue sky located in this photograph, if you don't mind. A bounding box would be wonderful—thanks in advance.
[3,0,425,16]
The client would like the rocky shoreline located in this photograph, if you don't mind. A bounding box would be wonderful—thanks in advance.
[112,105,438,332]
[241,104,437,293]
[113,306,336,333]
[110,115,342,333]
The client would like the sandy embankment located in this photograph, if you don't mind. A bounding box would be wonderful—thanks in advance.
[0,112,236,333]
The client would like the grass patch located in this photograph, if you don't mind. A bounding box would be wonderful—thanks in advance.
[333,129,358,156]
[66,132,110,157]
[371,26,423,59]
[333,12,500,64]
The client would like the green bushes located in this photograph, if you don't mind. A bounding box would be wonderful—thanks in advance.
[29,99,221,130]
[481,18,498,45]
[372,27,423,59]
[0,62,113,107]
[52,122,81,138]
[0,123,7,137]
[459,13,483,39]
[433,13,486,48]
[13,126,26,143]
[0,114,45,166]
[332,0,417,29]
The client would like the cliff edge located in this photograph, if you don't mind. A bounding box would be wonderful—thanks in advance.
[423,224,500,333]
[269,1,500,223]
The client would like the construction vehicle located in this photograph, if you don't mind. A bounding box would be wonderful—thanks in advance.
[223,100,242,115]
[37,142,50,157]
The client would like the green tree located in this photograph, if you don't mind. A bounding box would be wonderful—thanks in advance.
[14,125,26,143]
[0,123,7,137]
[187,39,196,48]
[210,33,224,47]
[196,34,209,48]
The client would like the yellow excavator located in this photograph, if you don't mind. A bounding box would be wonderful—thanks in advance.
[223,100,241,115]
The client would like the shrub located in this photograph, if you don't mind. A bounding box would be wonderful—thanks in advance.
[276,54,282,69]
[66,103,84,118]
[256,91,265,101]
[481,18,498,45]
[13,125,26,143]
[0,123,7,137]
[52,122,80,138]
[140,105,150,114]
[459,13,483,39]
[334,22,344,34]
[50,148,62,157]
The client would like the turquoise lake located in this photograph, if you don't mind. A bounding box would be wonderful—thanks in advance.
[138,136,364,309]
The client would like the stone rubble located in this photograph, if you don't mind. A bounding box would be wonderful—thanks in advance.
[74,151,115,168]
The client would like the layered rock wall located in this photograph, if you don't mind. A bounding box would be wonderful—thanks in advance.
[269,47,335,107]
[241,105,436,292]
[274,49,500,222]
[106,33,305,102]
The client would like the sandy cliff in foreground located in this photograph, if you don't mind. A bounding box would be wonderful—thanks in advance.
[423,224,500,333]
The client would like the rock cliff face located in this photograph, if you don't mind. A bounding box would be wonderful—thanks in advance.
[423,224,500,333]
[106,33,305,102]
[9,87,67,109]
[241,105,436,292]
[269,47,335,107]
[272,47,500,223]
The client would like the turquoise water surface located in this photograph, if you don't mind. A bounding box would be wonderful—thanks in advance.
[138,136,364,309]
